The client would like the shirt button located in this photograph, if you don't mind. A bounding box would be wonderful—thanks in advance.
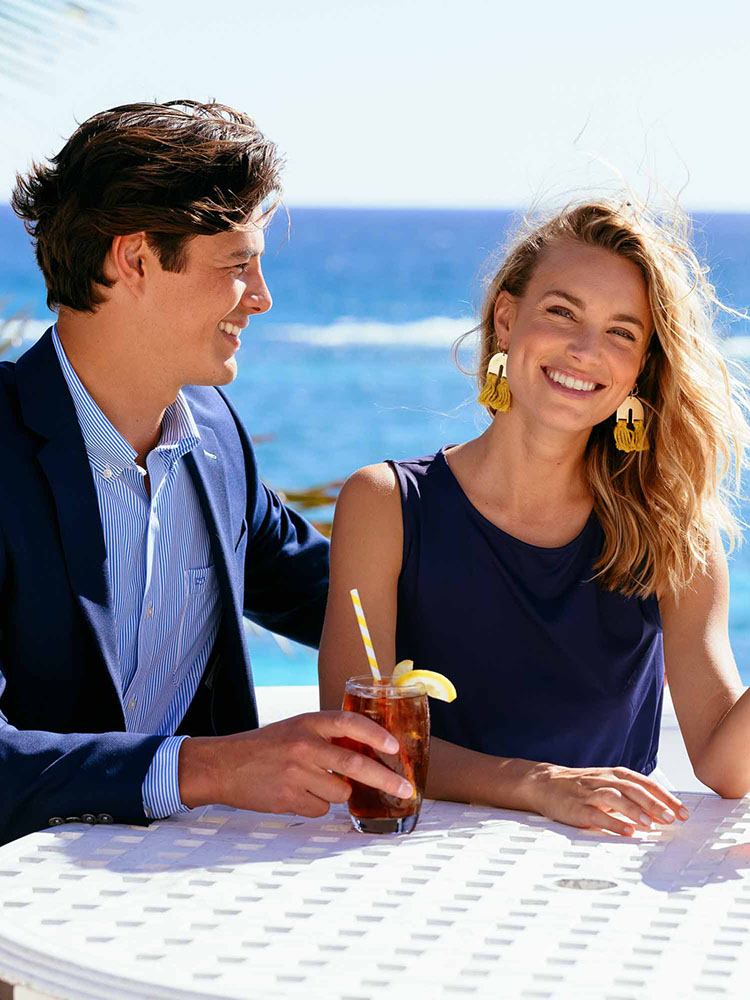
[102,467,113,480]
[127,697,138,711]
[150,512,159,528]
[146,603,154,618]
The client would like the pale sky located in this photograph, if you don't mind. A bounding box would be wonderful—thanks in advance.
[1,0,749,209]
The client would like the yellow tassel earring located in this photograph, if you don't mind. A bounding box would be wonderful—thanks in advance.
[613,388,649,453]
[478,351,511,412]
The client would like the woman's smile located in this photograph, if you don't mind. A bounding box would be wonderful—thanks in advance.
[542,365,606,396]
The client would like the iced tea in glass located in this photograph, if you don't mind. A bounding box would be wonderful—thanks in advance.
[337,675,430,834]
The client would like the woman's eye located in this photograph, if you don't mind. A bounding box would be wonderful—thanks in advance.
[548,305,574,319]
[611,328,636,341]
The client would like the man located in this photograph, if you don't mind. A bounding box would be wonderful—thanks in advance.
[0,100,410,845]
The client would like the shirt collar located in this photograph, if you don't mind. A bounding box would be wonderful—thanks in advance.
[52,325,201,474]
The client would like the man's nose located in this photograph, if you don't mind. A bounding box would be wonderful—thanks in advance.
[242,269,273,315]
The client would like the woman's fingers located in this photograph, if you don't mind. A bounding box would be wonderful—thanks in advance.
[577,803,636,837]
[537,764,692,837]
[586,787,654,830]
[612,769,688,820]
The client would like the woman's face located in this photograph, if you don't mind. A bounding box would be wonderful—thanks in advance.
[496,239,653,435]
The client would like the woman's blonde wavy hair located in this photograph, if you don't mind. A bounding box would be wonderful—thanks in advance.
[470,199,750,599]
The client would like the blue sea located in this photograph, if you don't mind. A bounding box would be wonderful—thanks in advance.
[2,205,749,685]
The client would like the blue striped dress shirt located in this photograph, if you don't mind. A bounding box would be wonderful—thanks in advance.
[52,327,221,818]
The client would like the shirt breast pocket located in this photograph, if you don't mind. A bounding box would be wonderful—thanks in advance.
[175,565,220,668]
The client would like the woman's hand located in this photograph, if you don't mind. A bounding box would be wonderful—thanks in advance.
[526,763,689,836]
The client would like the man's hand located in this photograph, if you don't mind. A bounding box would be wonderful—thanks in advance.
[178,711,413,817]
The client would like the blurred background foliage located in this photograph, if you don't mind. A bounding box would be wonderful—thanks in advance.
[0,1,119,89]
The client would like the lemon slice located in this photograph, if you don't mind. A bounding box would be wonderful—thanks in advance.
[392,659,414,681]
[394,669,457,702]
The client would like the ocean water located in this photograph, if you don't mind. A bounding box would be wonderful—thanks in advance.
[2,205,749,686]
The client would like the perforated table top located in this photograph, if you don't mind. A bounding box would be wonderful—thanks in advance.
[0,793,748,999]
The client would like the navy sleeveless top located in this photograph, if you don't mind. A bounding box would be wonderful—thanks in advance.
[392,450,664,774]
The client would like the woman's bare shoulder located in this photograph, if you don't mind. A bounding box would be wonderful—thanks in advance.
[330,463,403,576]
[337,462,400,507]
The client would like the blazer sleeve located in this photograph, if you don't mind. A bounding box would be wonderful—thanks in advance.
[0,525,169,845]
[218,390,330,648]
[0,709,166,846]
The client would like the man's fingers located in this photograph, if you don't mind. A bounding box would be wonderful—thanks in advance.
[306,711,400,754]
[307,769,353,805]
[293,792,332,819]
[326,742,414,799]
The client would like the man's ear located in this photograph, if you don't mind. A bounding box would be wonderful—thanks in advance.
[493,290,517,352]
[105,233,149,295]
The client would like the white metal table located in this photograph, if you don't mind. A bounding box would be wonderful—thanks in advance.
[0,793,748,1000]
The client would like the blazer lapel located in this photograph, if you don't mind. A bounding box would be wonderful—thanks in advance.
[185,426,241,621]
[16,330,123,711]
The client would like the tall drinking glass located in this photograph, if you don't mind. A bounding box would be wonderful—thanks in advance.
[337,675,430,834]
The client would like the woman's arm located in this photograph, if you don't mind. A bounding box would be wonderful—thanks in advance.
[319,464,686,835]
[318,463,403,709]
[661,535,749,797]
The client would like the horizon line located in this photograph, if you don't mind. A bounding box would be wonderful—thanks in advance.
[2,200,750,216]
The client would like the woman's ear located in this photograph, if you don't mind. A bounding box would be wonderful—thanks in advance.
[638,348,651,378]
[493,291,516,351]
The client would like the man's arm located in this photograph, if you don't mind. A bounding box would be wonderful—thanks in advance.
[0,710,165,844]
[218,387,329,647]
[243,480,329,646]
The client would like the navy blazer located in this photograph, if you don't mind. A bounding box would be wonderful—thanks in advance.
[0,329,330,844]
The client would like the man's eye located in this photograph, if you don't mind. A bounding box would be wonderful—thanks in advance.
[232,262,250,274]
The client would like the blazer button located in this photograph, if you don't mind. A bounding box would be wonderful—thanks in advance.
[65,817,81,824]
[48,817,64,827]
[97,813,114,824]
[82,814,96,824]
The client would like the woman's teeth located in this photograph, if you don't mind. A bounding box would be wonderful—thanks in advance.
[545,367,598,392]
[218,321,242,337]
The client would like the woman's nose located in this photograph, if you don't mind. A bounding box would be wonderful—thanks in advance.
[567,324,600,361]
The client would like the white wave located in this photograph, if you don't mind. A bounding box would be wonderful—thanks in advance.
[4,314,750,358]
[725,336,750,359]
[0,317,52,346]
[270,316,474,348]
[273,319,750,356]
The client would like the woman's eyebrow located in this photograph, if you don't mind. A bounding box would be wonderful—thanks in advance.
[542,289,644,330]
[611,312,644,330]
[542,289,585,309]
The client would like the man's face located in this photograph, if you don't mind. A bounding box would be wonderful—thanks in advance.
[145,220,272,389]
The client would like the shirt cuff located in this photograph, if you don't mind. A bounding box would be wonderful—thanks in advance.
[142,736,191,819]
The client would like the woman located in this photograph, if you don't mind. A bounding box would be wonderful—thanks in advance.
[319,200,750,836]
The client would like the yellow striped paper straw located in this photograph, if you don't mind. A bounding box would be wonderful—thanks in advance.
[349,588,381,681]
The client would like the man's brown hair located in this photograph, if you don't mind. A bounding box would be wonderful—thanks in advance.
[11,99,283,312]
